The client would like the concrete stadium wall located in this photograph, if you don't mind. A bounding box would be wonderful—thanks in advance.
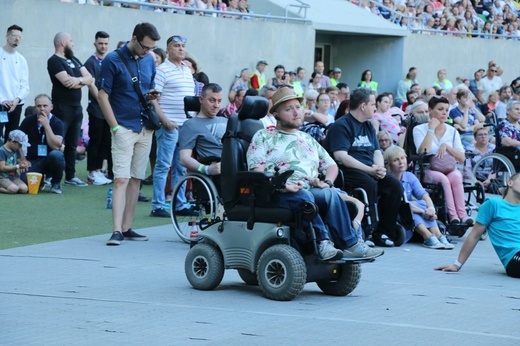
[0,0,315,109]
[1,0,518,112]
[315,31,519,96]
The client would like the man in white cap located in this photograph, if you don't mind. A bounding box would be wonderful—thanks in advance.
[247,87,384,260]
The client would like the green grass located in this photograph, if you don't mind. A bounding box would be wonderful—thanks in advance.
[0,160,171,250]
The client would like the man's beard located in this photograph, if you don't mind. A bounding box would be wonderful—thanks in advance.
[64,46,74,60]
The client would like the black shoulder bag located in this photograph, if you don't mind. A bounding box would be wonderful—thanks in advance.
[114,49,161,130]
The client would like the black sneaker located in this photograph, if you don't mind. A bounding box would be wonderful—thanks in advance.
[107,231,124,246]
[123,229,148,241]
[150,208,170,218]
[138,193,150,202]
[175,207,199,216]
[142,175,153,185]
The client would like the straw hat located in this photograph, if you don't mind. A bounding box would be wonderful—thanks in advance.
[269,87,303,114]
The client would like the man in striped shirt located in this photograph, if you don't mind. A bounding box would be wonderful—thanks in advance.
[150,35,196,218]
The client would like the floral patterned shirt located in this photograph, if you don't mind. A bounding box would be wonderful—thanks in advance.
[498,118,520,143]
[247,128,336,189]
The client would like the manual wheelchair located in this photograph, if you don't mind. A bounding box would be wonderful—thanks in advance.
[180,96,377,301]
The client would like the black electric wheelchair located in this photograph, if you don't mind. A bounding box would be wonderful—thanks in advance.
[182,96,378,301]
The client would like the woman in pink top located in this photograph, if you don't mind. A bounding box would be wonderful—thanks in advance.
[370,93,405,146]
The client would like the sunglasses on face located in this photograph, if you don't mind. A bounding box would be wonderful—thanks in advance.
[167,35,187,45]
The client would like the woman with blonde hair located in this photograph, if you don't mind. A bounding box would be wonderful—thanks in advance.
[384,146,454,249]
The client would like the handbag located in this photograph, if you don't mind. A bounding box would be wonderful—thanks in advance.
[428,128,457,174]
[429,154,457,174]
[114,50,161,130]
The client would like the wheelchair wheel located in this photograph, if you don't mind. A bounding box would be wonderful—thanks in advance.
[471,153,516,194]
[185,243,224,290]
[171,173,219,243]
[392,224,407,247]
[257,244,306,301]
[237,269,259,286]
[316,263,361,296]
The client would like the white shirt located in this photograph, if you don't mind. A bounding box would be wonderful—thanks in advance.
[413,123,465,155]
[154,59,195,125]
[477,76,503,102]
[0,48,30,104]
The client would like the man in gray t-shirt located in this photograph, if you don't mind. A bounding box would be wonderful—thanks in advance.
[179,83,227,177]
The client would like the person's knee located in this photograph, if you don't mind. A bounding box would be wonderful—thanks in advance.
[7,184,18,194]
[18,185,28,194]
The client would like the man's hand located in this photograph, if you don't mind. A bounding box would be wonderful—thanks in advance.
[38,114,49,128]
[370,165,386,179]
[162,121,178,131]
[2,98,20,112]
[208,162,221,175]
[146,89,161,101]
[434,264,460,272]
[284,181,303,193]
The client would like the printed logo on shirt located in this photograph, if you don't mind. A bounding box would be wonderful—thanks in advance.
[352,135,372,147]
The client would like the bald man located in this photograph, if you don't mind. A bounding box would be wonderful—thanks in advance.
[47,32,93,187]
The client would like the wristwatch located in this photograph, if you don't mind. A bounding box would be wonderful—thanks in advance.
[78,77,83,84]
[324,179,334,188]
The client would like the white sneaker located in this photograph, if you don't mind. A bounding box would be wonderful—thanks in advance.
[96,171,112,185]
[438,235,455,249]
[318,240,342,260]
[87,172,106,185]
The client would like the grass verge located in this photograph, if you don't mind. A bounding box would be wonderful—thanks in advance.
[0,160,171,250]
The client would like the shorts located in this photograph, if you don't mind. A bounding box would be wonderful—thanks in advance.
[0,176,27,192]
[111,126,153,180]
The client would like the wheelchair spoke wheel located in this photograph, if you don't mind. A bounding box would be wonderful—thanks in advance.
[472,153,516,194]
[257,244,306,301]
[171,174,220,243]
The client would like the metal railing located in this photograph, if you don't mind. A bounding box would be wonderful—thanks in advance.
[74,0,311,24]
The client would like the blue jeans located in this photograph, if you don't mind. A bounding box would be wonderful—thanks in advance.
[274,188,357,249]
[152,126,188,210]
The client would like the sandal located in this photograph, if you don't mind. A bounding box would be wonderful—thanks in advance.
[373,233,395,247]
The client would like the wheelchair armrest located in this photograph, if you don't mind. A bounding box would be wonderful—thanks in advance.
[237,171,274,185]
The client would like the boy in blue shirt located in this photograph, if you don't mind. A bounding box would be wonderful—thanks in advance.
[436,173,520,278]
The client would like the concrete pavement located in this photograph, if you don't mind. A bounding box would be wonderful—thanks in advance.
[1,224,519,345]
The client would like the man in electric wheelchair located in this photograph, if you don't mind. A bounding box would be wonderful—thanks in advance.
[183,89,383,301]
[247,87,383,261]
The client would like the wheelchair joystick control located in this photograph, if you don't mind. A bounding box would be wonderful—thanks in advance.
[189,221,199,248]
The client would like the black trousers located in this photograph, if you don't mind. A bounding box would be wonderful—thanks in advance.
[341,167,403,239]
[87,114,111,172]
[0,104,23,141]
[53,103,83,180]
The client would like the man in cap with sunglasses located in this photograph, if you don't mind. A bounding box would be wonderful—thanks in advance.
[476,64,503,105]
[98,22,162,246]
[247,87,384,260]
[150,34,196,218]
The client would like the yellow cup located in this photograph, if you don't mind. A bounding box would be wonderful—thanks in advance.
[27,172,43,195]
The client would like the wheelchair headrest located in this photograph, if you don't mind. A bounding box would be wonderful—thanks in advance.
[237,96,269,120]
[184,96,201,113]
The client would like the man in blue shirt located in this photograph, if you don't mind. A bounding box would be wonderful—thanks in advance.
[97,23,162,246]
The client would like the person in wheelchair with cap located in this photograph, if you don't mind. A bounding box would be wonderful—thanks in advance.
[246,87,384,260]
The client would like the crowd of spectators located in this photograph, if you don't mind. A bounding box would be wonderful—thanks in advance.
[354,0,520,39]
[62,0,254,18]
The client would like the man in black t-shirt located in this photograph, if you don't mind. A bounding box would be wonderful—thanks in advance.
[326,88,403,247]
[47,32,93,187]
